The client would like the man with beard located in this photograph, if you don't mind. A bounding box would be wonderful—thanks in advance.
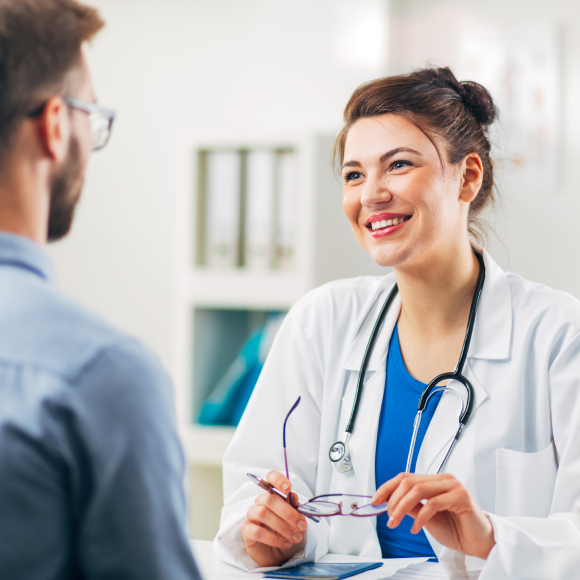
[0,1,201,579]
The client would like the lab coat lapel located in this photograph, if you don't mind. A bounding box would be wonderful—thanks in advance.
[415,361,489,474]
[468,245,512,362]
[415,247,512,474]
[339,247,512,481]
[342,285,401,497]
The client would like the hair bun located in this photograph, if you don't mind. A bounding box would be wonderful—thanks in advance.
[459,81,497,126]
[428,67,497,127]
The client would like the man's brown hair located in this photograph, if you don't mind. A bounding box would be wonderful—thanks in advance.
[0,0,104,164]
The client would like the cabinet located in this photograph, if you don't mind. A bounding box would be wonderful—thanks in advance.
[174,129,386,539]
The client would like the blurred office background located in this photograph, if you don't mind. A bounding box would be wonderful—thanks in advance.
[47,0,580,539]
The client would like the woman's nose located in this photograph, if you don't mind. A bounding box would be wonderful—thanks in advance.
[360,174,392,208]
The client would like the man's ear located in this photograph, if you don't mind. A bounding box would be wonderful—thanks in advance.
[36,96,71,162]
[459,153,483,203]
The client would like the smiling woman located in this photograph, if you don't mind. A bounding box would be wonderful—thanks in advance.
[336,67,497,251]
[216,67,580,580]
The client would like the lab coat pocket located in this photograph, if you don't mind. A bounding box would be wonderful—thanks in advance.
[495,441,557,517]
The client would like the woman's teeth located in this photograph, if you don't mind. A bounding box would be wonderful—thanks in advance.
[370,216,410,231]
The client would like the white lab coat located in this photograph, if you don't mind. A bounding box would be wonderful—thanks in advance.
[215,247,580,579]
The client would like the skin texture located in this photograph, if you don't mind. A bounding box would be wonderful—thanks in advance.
[241,113,495,564]
[0,53,94,245]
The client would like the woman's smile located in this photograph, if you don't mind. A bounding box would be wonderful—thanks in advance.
[366,213,412,237]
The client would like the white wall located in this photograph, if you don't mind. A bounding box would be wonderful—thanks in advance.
[388,0,580,296]
[47,0,390,376]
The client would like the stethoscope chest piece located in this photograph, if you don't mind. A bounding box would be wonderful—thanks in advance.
[329,250,485,475]
[329,434,353,472]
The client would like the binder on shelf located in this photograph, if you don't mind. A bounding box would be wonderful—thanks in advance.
[204,151,241,268]
[197,313,285,426]
[244,151,276,269]
[275,150,295,270]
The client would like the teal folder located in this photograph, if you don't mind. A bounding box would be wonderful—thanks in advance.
[197,329,262,426]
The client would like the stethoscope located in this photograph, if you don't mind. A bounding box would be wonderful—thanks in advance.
[329,250,485,475]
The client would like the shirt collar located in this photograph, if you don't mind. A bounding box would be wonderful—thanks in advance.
[0,232,56,284]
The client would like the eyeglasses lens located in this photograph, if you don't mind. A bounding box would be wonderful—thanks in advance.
[351,501,388,516]
[298,501,340,516]
[89,113,111,151]
[298,496,388,517]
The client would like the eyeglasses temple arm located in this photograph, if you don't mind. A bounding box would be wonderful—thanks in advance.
[283,396,302,507]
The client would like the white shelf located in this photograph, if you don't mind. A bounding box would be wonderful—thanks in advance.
[181,424,236,467]
[187,268,306,310]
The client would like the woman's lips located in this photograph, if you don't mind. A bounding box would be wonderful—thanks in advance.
[366,215,411,238]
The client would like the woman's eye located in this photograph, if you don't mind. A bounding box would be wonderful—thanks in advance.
[344,171,363,183]
[391,160,411,171]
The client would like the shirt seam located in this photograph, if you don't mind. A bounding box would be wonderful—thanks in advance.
[0,335,138,387]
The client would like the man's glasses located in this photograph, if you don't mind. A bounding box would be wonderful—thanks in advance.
[248,396,389,518]
[28,97,116,151]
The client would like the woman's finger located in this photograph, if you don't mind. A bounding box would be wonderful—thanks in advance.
[372,472,406,504]
[411,486,474,532]
[256,490,307,532]
[246,502,304,544]
[387,478,457,529]
[241,520,293,550]
[385,474,455,514]
[267,470,292,495]
[409,492,455,533]
[374,472,442,505]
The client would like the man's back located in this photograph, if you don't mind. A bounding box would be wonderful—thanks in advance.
[0,233,200,579]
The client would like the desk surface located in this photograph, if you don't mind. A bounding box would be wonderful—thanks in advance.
[189,540,446,580]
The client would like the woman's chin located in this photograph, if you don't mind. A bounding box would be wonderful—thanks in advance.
[369,246,412,269]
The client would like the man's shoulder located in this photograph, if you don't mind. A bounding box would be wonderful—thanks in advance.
[0,272,157,383]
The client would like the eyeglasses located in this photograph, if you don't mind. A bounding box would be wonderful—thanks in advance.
[249,396,389,518]
[28,97,116,151]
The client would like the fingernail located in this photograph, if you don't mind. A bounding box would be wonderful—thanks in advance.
[297,521,307,531]
[292,532,302,543]
[284,541,292,548]
[282,484,290,492]
[387,517,395,528]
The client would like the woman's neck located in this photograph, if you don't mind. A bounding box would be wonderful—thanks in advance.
[395,238,480,338]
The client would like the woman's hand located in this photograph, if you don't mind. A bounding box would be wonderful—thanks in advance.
[241,470,308,567]
[373,473,495,560]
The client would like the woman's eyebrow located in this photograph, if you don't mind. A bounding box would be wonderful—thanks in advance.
[379,147,423,163]
[342,147,423,170]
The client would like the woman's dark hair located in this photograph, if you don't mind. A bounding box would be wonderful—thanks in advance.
[334,67,498,241]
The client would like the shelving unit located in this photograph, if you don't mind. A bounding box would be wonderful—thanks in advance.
[174,129,386,539]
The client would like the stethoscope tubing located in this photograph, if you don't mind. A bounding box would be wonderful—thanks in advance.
[345,283,400,434]
[416,251,485,426]
[331,250,486,473]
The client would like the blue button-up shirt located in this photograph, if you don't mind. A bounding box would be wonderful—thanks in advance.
[0,233,201,580]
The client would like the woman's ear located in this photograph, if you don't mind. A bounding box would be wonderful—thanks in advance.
[459,153,483,203]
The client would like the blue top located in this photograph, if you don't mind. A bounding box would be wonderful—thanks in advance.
[0,233,200,580]
[375,325,442,558]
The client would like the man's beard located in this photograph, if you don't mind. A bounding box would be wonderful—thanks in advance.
[47,136,84,242]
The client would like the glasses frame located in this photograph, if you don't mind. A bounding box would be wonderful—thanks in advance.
[298,493,388,517]
[282,396,388,518]
[27,96,116,151]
